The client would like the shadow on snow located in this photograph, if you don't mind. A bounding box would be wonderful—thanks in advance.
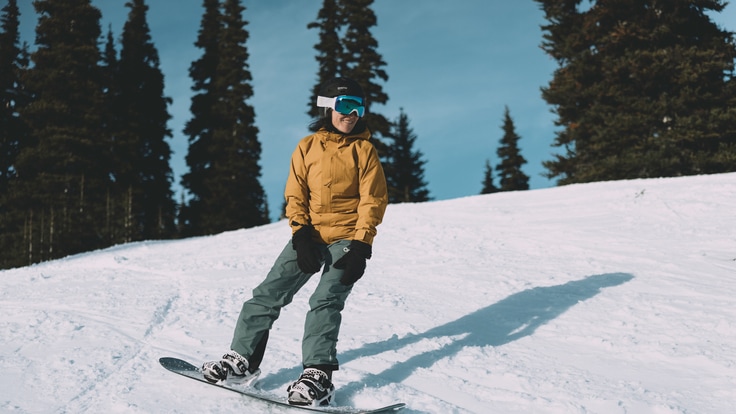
[259,272,634,405]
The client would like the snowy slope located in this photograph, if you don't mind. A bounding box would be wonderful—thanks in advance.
[1,173,734,414]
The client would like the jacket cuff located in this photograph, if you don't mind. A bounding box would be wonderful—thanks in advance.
[353,229,374,245]
[290,219,310,234]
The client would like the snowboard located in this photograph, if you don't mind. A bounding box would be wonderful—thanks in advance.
[159,357,405,414]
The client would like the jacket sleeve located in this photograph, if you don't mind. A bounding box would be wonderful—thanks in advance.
[284,140,311,234]
[354,142,388,245]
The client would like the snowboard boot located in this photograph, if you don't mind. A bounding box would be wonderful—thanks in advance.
[201,350,260,385]
[287,368,335,406]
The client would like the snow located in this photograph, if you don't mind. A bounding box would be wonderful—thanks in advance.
[1,173,735,414]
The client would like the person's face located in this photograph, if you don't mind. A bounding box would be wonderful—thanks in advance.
[331,109,359,134]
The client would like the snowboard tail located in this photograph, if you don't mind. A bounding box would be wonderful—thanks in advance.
[159,357,405,414]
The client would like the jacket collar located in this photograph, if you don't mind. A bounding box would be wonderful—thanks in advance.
[317,126,371,145]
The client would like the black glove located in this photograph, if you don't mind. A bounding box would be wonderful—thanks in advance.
[333,240,372,286]
[291,225,322,274]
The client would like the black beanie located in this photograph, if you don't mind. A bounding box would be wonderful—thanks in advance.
[318,77,365,100]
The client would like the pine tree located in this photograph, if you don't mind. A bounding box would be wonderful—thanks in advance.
[183,0,268,235]
[0,0,23,193]
[101,26,120,143]
[0,0,28,268]
[181,0,221,236]
[100,25,123,244]
[306,0,342,126]
[480,160,499,195]
[536,0,736,184]
[339,0,390,140]
[117,0,175,241]
[209,0,268,232]
[496,107,529,191]
[385,108,430,203]
[13,0,110,265]
[307,0,390,147]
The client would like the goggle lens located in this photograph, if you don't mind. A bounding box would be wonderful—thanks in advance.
[332,95,365,117]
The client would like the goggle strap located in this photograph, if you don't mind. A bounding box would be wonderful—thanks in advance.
[317,95,364,107]
[316,95,335,108]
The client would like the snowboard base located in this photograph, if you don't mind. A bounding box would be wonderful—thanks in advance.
[159,357,405,414]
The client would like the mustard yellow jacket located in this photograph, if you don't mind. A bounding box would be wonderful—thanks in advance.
[285,127,388,245]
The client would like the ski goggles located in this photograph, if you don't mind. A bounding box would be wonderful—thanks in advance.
[316,95,365,117]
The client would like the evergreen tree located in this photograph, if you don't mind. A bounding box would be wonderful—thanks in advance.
[100,25,123,244]
[480,160,499,194]
[183,0,268,235]
[101,25,120,143]
[0,0,23,193]
[0,0,27,268]
[339,0,390,140]
[384,108,430,203]
[209,0,268,231]
[496,107,529,191]
[307,0,390,149]
[536,0,736,184]
[117,0,175,241]
[181,0,220,236]
[306,0,342,126]
[12,0,110,266]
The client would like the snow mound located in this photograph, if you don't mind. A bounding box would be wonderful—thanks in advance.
[1,173,734,413]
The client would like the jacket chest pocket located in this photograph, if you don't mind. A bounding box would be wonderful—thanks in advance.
[329,151,359,196]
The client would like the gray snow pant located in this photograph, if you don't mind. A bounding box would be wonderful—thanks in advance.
[230,239,353,372]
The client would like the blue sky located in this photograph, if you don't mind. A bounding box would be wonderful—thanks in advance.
[15,1,736,220]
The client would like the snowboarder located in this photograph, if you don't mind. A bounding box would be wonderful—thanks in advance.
[202,77,388,407]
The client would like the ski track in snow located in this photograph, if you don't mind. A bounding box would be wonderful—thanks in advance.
[1,173,735,413]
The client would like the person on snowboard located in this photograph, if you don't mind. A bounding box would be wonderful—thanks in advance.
[201,77,388,407]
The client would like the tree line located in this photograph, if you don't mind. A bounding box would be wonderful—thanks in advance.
[534,0,736,183]
[484,0,736,192]
[2,0,735,269]
[1,0,176,269]
[0,0,433,269]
